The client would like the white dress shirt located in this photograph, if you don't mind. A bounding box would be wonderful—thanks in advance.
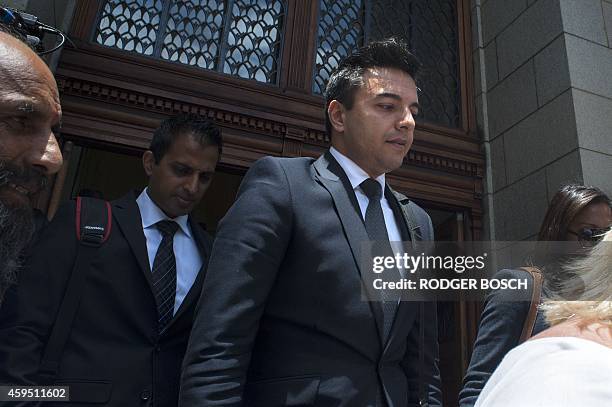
[329,147,403,244]
[136,188,203,315]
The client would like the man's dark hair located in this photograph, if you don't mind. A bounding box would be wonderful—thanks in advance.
[149,113,222,163]
[324,37,421,135]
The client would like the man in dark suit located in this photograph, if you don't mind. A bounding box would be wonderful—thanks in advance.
[180,38,441,407]
[0,114,222,406]
[0,23,63,305]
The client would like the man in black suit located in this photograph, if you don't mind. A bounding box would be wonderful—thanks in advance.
[0,23,63,305]
[0,114,222,406]
[180,39,441,406]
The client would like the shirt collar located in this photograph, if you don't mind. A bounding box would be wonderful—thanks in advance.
[136,188,192,238]
[329,147,386,196]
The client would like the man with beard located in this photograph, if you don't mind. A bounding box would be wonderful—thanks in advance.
[0,113,221,406]
[0,23,63,304]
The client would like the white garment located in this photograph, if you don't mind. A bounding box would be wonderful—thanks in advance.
[329,147,402,244]
[136,188,203,315]
[475,336,612,407]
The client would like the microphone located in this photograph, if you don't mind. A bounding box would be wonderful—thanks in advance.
[0,7,17,24]
[0,6,72,55]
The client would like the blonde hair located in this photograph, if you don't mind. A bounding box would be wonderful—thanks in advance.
[542,301,612,327]
[541,229,612,326]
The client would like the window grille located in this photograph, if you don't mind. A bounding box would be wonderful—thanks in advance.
[312,0,365,95]
[95,0,286,84]
[313,0,461,128]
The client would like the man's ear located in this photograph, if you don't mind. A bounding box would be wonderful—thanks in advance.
[142,150,155,177]
[328,100,346,134]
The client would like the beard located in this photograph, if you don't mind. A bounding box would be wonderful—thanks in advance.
[0,161,42,304]
[0,201,34,304]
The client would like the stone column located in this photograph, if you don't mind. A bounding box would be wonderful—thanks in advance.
[473,0,612,241]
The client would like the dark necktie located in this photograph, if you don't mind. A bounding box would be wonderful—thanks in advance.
[360,178,399,341]
[152,220,179,332]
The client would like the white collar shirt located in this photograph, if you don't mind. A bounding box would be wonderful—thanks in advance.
[329,147,403,244]
[136,188,203,315]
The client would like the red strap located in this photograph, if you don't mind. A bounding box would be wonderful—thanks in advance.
[75,196,82,241]
[103,201,112,243]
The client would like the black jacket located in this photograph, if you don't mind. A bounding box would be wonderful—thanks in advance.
[0,192,212,406]
[179,152,441,407]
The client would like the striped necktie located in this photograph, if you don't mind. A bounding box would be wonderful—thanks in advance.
[152,220,179,332]
[360,178,400,341]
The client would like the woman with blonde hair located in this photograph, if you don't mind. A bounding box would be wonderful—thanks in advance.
[461,184,612,406]
[475,230,612,406]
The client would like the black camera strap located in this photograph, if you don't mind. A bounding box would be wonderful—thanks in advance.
[38,197,111,382]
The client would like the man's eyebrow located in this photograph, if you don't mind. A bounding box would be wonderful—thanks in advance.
[17,102,34,113]
[0,97,44,115]
[375,92,402,101]
[374,92,420,110]
[172,162,215,175]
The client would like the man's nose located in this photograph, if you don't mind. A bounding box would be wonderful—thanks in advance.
[184,174,200,195]
[29,132,63,175]
[397,108,416,131]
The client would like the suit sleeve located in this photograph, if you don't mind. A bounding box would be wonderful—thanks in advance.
[0,202,78,386]
[458,268,532,407]
[179,157,293,406]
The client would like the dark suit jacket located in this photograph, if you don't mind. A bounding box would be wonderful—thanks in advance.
[180,153,441,407]
[0,191,212,406]
[459,268,548,406]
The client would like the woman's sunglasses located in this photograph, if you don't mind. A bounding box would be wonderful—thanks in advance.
[567,227,610,247]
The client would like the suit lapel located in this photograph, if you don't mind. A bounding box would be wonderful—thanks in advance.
[313,152,385,345]
[167,218,211,326]
[113,192,154,290]
[114,192,214,333]
[383,189,422,350]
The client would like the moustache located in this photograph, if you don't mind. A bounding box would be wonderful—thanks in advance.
[0,161,48,196]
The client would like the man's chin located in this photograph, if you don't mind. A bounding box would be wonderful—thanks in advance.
[380,158,406,175]
[173,198,197,215]
[161,204,191,220]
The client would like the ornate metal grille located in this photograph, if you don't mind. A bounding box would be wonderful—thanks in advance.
[223,0,284,83]
[313,0,365,95]
[313,0,461,128]
[94,0,286,84]
[96,0,163,56]
[160,0,225,69]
